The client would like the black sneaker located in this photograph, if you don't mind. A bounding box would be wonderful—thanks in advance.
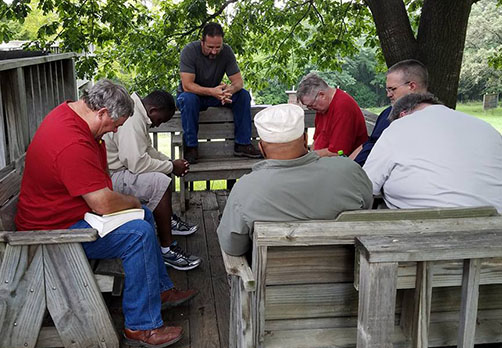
[234,143,262,159]
[171,214,198,236]
[184,145,198,164]
[162,241,202,271]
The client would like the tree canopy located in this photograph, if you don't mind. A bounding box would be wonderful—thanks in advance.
[1,0,501,107]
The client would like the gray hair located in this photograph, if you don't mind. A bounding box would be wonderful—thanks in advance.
[389,92,442,122]
[82,79,134,120]
[387,59,429,90]
[296,72,329,101]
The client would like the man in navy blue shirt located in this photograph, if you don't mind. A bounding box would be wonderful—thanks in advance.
[351,59,429,166]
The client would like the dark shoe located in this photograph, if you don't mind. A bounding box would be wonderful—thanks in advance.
[162,241,202,271]
[184,145,198,164]
[161,288,198,309]
[234,143,262,158]
[123,325,183,347]
[171,214,198,236]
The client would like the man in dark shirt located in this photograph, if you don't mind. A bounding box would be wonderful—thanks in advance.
[177,22,261,163]
[351,59,429,166]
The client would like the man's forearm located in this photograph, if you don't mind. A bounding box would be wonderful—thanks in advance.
[83,188,141,215]
[182,81,214,96]
[315,148,337,157]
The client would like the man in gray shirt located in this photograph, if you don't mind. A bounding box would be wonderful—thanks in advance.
[177,22,261,164]
[217,104,373,256]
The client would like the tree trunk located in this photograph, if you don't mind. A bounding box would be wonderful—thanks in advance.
[364,0,418,64]
[364,0,475,108]
[417,0,474,108]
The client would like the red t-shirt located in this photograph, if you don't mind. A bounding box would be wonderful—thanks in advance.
[15,102,112,231]
[313,89,368,155]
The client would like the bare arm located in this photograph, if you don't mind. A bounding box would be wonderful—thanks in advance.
[82,187,141,215]
[349,145,363,160]
[315,148,338,157]
[180,72,227,99]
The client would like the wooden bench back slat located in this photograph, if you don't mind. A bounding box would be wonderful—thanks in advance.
[336,206,499,222]
[254,216,502,247]
[0,169,22,206]
[153,108,316,133]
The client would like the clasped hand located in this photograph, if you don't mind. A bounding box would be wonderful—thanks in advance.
[172,159,190,177]
[213,83,233,105]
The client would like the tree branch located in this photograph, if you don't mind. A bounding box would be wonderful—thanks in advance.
[170,0,239,38]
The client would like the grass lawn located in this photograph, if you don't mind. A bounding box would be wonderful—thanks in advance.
[367,102,502,133]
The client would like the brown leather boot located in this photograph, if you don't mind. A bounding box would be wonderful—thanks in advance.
[123,325,183,347]
[161,288,198,310]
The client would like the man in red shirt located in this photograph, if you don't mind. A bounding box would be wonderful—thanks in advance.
[297,72,368,156]
[15,79,195,348]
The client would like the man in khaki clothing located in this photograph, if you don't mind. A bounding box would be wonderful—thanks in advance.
[104,90,201,270]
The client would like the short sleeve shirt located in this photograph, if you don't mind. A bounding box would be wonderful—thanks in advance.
[177,41,240,93]
[15,102,112,231]
[313,89,368,155]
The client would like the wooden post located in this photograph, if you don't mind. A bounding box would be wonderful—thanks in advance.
[252,245,268,348]
[44,243,119,347]
[458,258,481,348]
[0,245,46,348]
[412,261,433,348]
[357,253,398,348]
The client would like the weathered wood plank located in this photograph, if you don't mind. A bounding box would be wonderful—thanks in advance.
[44,243,119,348]
[152,108,315,132]
[0,169,22,206]
[35,326,63,348]
[62,58,77,101]
[229,276,253,348]
[267,245,354,285]
[255,217,502,246]
[336,206,498,221]
[252,244,267,348]
[412,261,433,348]
[185,205,222,348]
[6,229,97,245]
[265,283,360,320]
[0,245,46,348]
[0,82,6,168]
[458,258,481,348]
[221,249,255,292]
[185,168,254,182]
[94,258,124,277]
[263,316,502,348]
[357,256,398,348]
[0,53,77,72]
[204,208,231,348]
[0,195,18,231]
[357,230,502,263]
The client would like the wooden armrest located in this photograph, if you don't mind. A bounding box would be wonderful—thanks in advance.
[220,246,256,292]
[5,228,98,245]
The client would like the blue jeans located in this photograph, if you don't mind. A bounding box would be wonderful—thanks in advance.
[176,89,252,147]
[70,206,173,330]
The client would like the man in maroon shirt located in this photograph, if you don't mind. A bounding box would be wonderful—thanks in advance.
[297,72,368,156]
[15,79,196,347]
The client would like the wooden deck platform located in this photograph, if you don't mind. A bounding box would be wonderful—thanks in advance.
[109,190,231,348]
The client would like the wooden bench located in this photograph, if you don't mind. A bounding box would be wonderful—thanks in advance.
[221,206,502,348]
[151,106,378,211]
[356,230,502,348]
[0,162,120,348]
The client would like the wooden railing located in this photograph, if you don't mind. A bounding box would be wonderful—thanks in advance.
[0,53,77,172]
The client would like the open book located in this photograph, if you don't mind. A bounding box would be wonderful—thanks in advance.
[84,208,145,237]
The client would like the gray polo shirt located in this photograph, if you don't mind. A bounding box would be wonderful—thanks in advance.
[217,152,373,255]
[177,41,240,94]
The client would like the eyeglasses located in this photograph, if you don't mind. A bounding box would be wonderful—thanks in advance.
[385,81,410,94]
[304,91,321,110]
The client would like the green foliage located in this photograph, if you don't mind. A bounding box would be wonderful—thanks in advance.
[459,0,502,101]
